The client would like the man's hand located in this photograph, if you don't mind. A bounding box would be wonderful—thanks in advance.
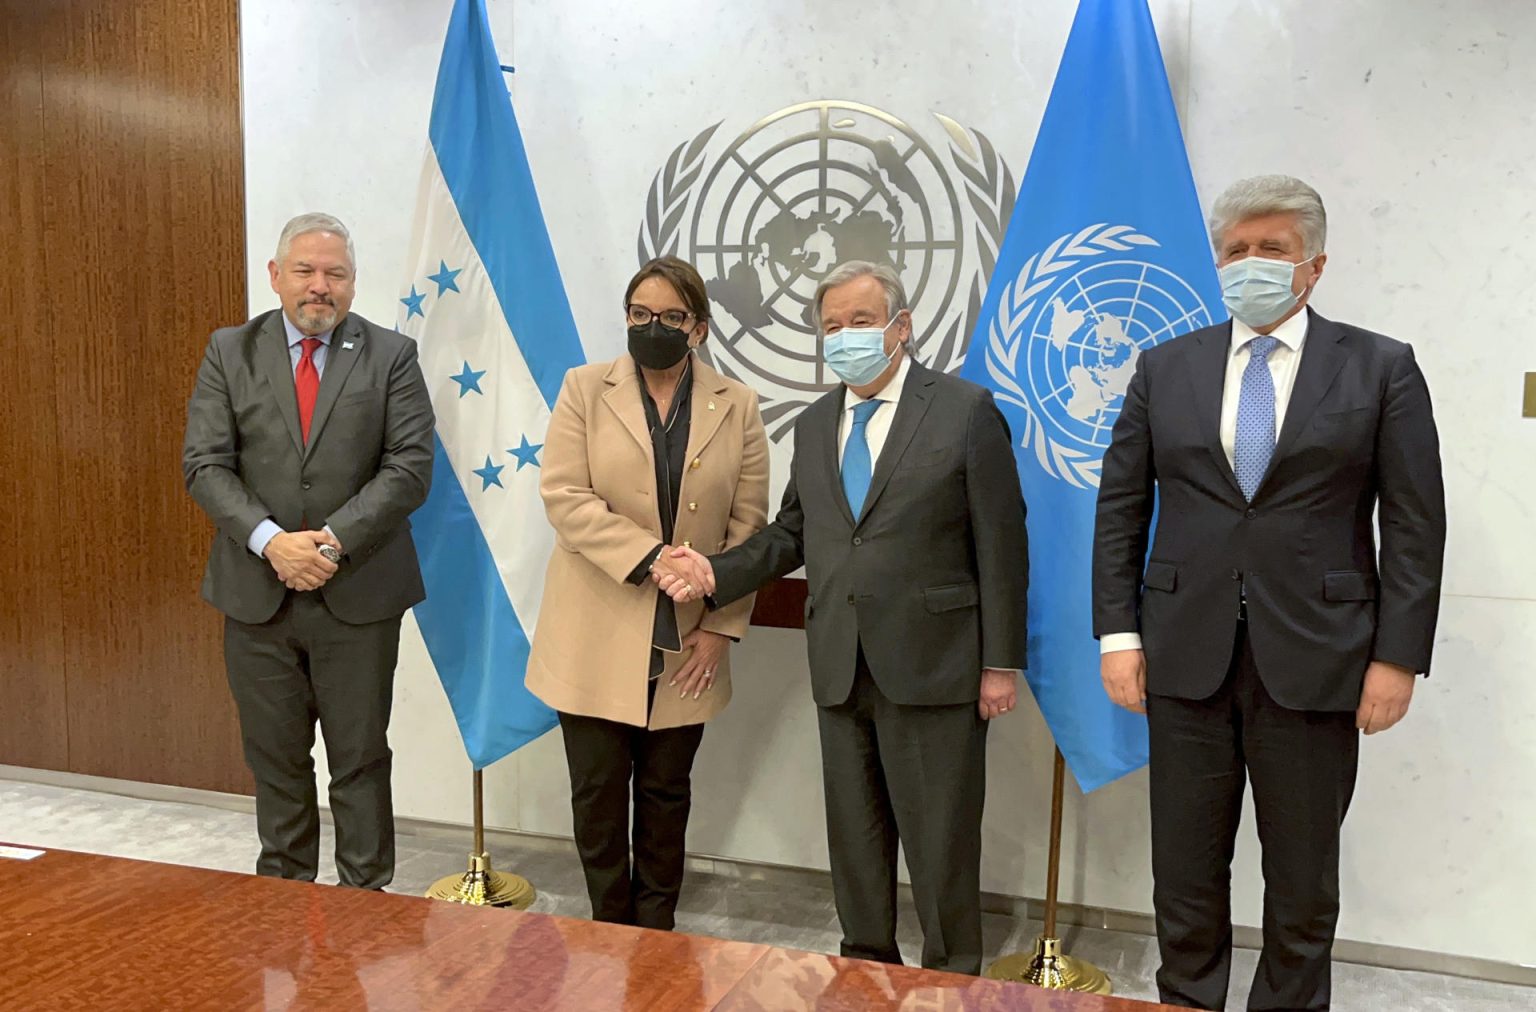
[671,629,728,700]
[653,546,715,603]
[1356,660,1416,734]
[264,530,339,592]
[1101,649,1147,714]
[978,668,1017,720]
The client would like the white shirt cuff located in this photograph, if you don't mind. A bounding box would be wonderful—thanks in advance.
[1099,632,1143,654]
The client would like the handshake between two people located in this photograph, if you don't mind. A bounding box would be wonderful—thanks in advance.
[264,529,344,593]
[646,546,1019,720]
[650,545,714,604]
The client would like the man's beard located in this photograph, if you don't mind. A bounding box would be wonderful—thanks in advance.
[298,300,337,331]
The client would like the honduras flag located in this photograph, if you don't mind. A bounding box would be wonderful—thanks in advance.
[960,0,1221,791]
[396,0,584,769]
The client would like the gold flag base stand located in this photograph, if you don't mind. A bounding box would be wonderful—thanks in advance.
[985,747,1112,994]
[423,769,536,910]
[424,851,535,909]
[987,935,1112,993]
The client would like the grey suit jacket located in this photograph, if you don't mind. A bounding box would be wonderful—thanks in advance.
[711,361,1029,707]
[183,309,435,625]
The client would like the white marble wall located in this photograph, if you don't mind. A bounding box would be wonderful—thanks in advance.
[240,0,1536,965]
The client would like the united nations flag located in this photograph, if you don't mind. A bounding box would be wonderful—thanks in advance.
[961,0,1222,791]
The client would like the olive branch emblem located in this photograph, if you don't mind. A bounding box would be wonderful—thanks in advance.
[637,108,1018,440]
[984,224,1160,489]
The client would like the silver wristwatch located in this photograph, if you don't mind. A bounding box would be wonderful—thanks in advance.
[317,544,342,564]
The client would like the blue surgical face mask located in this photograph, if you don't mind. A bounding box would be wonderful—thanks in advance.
[824,317,899,387]
[1218,254,1316,328]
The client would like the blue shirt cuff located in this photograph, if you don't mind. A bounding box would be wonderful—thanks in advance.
[248,519,283,558]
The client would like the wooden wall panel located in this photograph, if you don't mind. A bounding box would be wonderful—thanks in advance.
[0,5,70,771]
[749,578,809,630]
[0,0,250,792]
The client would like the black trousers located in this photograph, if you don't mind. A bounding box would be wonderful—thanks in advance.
[223,591,401,890]
[816,650,989,975]
[557,681,705,931]
[1148,620,1359,1011]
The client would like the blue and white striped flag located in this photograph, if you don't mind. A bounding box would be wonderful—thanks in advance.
[397,0,584,769]
[961,0,1221,791]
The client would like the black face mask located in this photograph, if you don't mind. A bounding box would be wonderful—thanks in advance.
[628,320,692,370]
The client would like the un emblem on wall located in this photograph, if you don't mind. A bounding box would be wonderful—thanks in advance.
[982,225,1214,488]
[639,100,1016,439]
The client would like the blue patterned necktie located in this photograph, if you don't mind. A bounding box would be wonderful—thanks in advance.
[842,400,883,518]
[1234,335,1281,501]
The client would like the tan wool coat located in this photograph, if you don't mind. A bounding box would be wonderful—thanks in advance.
[526,354,770,729]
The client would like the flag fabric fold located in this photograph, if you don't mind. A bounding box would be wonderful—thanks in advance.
[398,0,584,769]
[961,0,1222,791]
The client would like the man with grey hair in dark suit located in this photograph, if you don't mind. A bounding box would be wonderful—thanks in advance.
[183,212,434,890]
[1094,176,1445,1010]
[657,260,1030,974]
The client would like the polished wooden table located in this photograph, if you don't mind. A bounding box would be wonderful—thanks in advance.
[0,845,1171,1011]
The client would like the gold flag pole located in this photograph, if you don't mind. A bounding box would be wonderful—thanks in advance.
[985,747,1111,993]
[424,769,536,909]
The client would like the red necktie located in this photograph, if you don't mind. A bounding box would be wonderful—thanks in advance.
[296,337,322,443]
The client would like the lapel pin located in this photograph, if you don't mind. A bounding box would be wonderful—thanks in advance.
[707,401,716,411]
[342,341,355,350]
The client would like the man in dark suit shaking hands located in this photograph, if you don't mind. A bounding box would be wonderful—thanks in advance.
[657,260,1030,974]
[183,213,434,890]
[1093,176,1446,1010]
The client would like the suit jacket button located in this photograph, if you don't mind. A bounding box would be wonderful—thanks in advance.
[682,540,692,549]
[852,536,862,546]
[688,502,698,512]
[302,481,312,490]
[847,594,855,605]
[690,458,701,469]
[1245,508,1257,519]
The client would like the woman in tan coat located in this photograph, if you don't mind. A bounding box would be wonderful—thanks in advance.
[526,256,769,930]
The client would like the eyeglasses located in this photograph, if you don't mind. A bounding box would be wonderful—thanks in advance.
[627,304,694,330]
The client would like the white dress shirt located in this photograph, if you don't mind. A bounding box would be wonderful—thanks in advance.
[1100,310,1311,655]
[837,352,911,467]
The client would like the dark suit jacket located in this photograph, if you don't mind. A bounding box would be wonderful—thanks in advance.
[711,361,1029,707]
[1092,308,1446,710]
[183,309,435,626]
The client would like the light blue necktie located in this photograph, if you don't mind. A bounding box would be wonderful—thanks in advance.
[842,400,883,518]
[1234,335,1280,501]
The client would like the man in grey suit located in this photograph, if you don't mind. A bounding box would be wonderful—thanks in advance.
[657,261,1029,974]
[183,213,434,889]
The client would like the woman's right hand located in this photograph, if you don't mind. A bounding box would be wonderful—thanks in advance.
[651,547,714,602]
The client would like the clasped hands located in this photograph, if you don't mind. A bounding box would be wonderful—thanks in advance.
[264,529,343,592]
[650,546,715,603]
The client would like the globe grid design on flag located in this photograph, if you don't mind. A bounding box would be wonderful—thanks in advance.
[638,99,1017,440]
[983,223,1214,488]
